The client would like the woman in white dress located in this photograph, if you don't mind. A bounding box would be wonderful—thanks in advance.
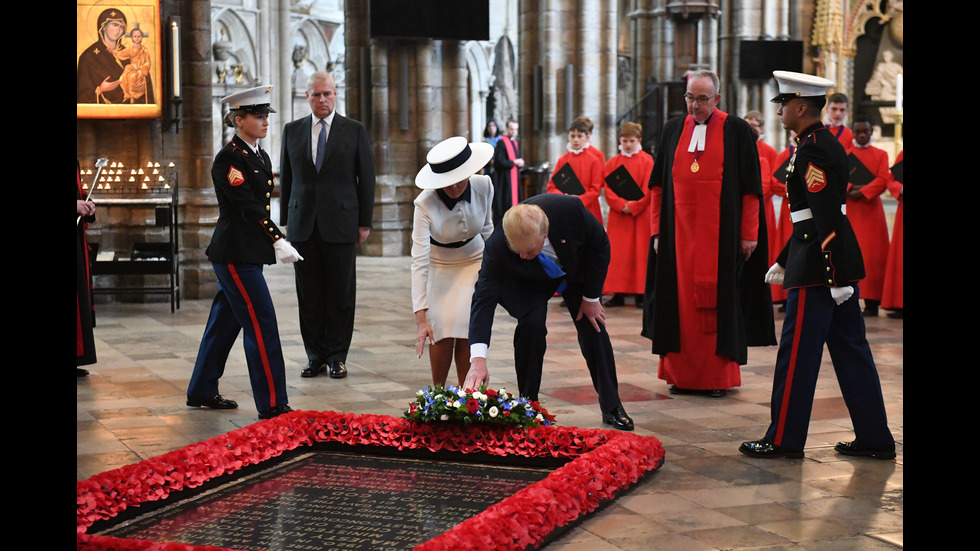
[412,137,495,387]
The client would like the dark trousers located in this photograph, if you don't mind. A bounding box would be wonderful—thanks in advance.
[765,284,893,451]
[292,230,356,364]
[188,262,288,412]
[501,279,622,413]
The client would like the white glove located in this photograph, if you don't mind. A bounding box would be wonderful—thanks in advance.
[764,263,785,285]
[830,286,854,305]
[273,239,304,264]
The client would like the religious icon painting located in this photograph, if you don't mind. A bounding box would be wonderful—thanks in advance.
[77,0,164,119]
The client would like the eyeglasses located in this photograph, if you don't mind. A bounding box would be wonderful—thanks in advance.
[683,93,717,105]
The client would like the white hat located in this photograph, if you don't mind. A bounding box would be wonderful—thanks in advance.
[770,70,835,103]
[220,85,277,114]
[415,137,495,190]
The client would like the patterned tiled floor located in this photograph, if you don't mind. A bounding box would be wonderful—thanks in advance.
[77,256,902,550]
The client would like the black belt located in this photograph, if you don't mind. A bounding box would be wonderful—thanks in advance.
[430,236,475,249]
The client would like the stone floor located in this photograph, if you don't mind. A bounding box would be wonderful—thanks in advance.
[77,256,903,550]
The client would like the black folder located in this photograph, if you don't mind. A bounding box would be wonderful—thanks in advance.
[552,163,586,196]
[890,159,903,184]
[847,153,875,187]
[604,164,644,201]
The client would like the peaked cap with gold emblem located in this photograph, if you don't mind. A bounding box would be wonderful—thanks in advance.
[220,85,277,114]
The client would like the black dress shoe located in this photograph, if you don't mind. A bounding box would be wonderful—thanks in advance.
[328,360,348,379]
[886,310,903,319]
[834,440,896,459]
[634,294,644,308]
[301,360,327,378]
[601,405,634,431]
[739,438,803,459]
[258,404,293,420]
[187,394,239,409]
[603,294,625,307]
[708,389,726,397]
[77,368,89,377]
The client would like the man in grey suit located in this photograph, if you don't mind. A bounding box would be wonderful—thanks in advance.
[280,71,376,379]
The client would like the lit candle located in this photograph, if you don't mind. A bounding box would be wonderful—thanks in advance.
[171,20,181,98]
[895,73,902,112]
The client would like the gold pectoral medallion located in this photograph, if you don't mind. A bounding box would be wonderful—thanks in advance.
[691,159,700,173]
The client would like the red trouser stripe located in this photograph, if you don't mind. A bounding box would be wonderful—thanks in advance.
[774,287,806,445]
[227,264,278,407]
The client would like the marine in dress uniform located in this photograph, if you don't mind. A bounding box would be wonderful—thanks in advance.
[187,85,302,420]
[740,71,895,459]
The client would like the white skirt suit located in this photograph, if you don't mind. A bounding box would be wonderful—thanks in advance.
[411,174,495,341]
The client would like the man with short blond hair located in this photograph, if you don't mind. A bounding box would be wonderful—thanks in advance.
[464,194,634,430]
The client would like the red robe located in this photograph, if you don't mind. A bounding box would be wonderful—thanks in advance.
[603,150,654,294]
[847,144,891,301]
[548,149,604,224]
[650,111,760,390]
[881,151,903,311]
[586,143,606,164]
[756,140,779,265]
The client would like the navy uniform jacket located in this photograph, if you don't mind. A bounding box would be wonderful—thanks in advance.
[776,121,865,288]
[469,193,609,347]
[206,135,283,265]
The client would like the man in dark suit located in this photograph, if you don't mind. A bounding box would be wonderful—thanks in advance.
[280,71,376,379]
[463,194,634,430]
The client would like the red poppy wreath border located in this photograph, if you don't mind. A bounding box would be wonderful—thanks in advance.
[77,410,666,551]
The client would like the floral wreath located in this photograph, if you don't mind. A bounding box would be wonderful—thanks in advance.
[406,385,556,428]
[77,410,665,551]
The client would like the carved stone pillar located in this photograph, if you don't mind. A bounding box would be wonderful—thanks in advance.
[346,6,470,256]
[518,0,619,169]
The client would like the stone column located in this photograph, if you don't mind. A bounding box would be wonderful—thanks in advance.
[169,0,218,299]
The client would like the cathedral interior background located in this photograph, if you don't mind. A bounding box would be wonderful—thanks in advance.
[76,0,903,302]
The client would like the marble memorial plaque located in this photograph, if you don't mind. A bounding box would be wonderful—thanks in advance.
[98,451,552,550]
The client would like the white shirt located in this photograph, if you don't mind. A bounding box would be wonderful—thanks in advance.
[310,111,336,160]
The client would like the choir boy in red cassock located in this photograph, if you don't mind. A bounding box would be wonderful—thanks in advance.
[547,118,605,224]
[744,111,781,290]
[574,115,606,164]
[846,115,891,316]
[769,132,796,307]
[881,151,903,318]
[602,122,654,308]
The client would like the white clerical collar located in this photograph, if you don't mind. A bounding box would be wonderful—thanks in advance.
[566,143,585,155]
[688,123,707,153]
